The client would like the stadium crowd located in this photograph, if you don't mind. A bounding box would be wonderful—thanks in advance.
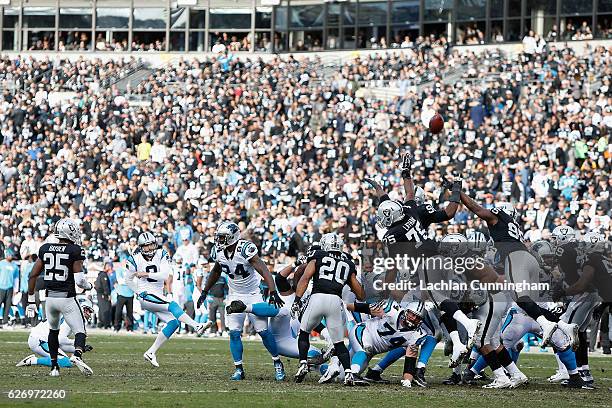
[0,41,610,342]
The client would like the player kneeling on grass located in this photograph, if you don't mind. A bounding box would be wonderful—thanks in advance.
[127,232,211,368]
[17,297,94,369]
[25,219,94,377]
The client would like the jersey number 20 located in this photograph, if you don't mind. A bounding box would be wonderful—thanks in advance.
[320,256,350,284]
[43,253,70,281]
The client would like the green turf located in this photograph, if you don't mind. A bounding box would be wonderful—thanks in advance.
[0,331,610,408]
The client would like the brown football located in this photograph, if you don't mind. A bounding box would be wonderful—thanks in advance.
[429,113,444,134]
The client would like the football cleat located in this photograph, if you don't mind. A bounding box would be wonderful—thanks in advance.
[548,370,569,383]
[226,300,247,314]
[318,360,340,384]
[482,376,512,389]
[230,368,245,381]
[474,370,491,382]
[540,320,558,347]
[49,367,60,377]
[464,319,483,351]
[364,368,390,384]
[144,351,159,368]
[70,355,93,376]
[294,362,309,383]
[579,369,594,387]
[509,371,529,388]
[557,321,579,350]
[320,345,335,363]
[563,373,593,390]
[461,369,477,385]
[413,367,427,387]
[343,372,370,387]
[195,321,213,336]
[443,372,462,385]
[307,351,326,367]
[16,354,37,367]
[448,344,469,368]
[274,360,286,381]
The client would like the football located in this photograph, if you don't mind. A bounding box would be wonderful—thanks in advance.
[429,113,444,134]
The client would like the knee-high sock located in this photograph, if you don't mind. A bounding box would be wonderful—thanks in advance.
[373,346,406,372]
[517,296,558,322]
[351,350,368,374]
[497,347,521,375]
[247,303,281,317]
[229,330,244,365]
[483,350,506,379]
[439,310,458,333]
[258,329,279,359]
[417,335,437,368]
[507,347,520,363]
[148,320,180,354]
[298,330,310,362]
[169,301,199,329]
[471,354,488,374]
[557,347,578,374]
[74,332,86,358]
[334,341,351,371]
[48,329,60,368]
[576,331,588,368]
[36,356,72,368]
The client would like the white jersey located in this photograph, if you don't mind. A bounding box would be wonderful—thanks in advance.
[213,240,261,296]
[359,299,426,355]
[126,248,172,296]
[171,263,186,306]
[30,320,72,343]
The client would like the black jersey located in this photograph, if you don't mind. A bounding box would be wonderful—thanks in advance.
[488,207,527,261]
[417,203,451,229]
[38,242,85,298]
[582,252,612,301]
[556,243,581,286]
[382,200,429,244]
[309,250,357,297]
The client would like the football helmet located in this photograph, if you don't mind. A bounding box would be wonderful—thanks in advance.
[76,296,94,321]
[55,219,82,246]
[466,231,489,253]
[551,226,576,246]
[440,233,468,257]
[137,232,158,260]
[582,231,606,253]
[376,200,404,228]
[320,233,344,252]
[414,186,425,206]
[531,240,557,271]
[402,301,426,329]
[214,221,241,250]
[497,202,519,222]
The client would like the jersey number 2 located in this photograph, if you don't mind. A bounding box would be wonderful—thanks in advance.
[320,257,350,284]
[43,253,70,281]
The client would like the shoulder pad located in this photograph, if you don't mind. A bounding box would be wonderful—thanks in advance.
[239,240,258,260]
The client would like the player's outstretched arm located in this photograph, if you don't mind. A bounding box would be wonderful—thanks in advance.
[556,265,594,298]
[294,260,315,299]
[364,177,386,199]
[250,255,284,307]
[348,273,366,301]
[198,262,221,308]
[400,152,415,202]
[459,191,498,225]
[441,178,463,219]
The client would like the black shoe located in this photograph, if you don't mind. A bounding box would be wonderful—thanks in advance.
[462,369,477,385]
[413,367,427,387]
[603,347,611,355]
[226,300,247,314]
[475,370,491,382]
[443,372,462,385]
[364,368,390,384]
[563,373,593,390]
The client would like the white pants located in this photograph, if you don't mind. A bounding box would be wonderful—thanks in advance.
[504,250,541,299]
[225,293,268,332]
[46,297,86,334]
[28,335,70,358]
[501,308,570,351]
[561,292,600,332]
[300,293,346,343]
[138,293,175,323]
[471,292,509,349]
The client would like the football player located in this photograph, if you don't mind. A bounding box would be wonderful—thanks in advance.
[25,219,94,377]
[291,233,366,386]
[17,297,94,369]
[197,221,285,381]
[458,188,578,347]
[126,232,210,368]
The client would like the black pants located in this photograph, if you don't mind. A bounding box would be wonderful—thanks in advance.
[0,288,13,325]
[97,294,112,328]
[114,295,134,331]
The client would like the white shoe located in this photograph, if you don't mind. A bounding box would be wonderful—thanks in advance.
[548,370,569,383]
[510,372,529,388]
[483,376,512,389]
[144,351,159,368]
[196,321,213,336]
[540,320,558,347]
[319,359,341,384]
[49,367,60,377]
[16,354,37,367]
[464,319,483,350]
[449,344,468,368]
[70,355,93,376]
[294,361,309,383]
[557,321,579,350]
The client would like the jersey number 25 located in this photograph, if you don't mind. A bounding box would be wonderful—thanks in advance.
[43,253,70,282]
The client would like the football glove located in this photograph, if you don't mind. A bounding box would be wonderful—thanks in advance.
[25,294,37,318]
[291,297,303,320]
[441,177,453,190]
[196,291,208,308]
[268,290,285,308]
[84,344,94,352]
[401,379,412,388]
[400,152,412,178]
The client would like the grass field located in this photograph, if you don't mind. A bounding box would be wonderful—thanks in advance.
[0,331,610,408]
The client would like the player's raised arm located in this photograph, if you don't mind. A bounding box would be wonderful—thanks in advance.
[294,259,315,299]
[250,254,284,308]
[401,152,415,202]
[459,191,498,225]
[198,261,222,308]
[441,178,463,219]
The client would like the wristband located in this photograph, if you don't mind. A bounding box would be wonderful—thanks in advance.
[28,294,36,304]
[294,296,301,304]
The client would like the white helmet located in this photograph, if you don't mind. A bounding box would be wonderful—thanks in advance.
[55,219,82,245]
[531,240,556,270]
[466,231,489,253]
[582,231,606,253]
[497,202,519,222]
[320,232,344,252]
[214,221,240,250]
[376,200,404,228]
[138,232,157,259]
[551,225,576,246]
[76,295,94,321]
[414,186,425,206]
[440,233,468,257]
[403,301,426,329]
